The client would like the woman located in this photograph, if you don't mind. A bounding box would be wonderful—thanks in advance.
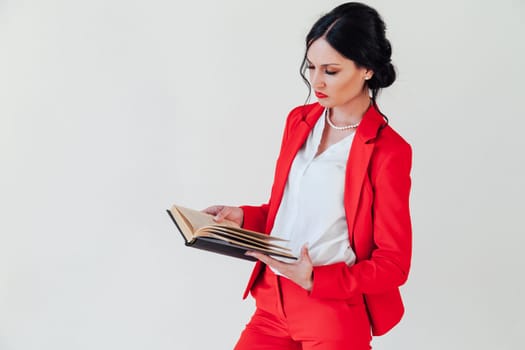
[205,2,412,349]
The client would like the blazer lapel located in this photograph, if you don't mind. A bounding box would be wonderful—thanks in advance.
[266,104,324,233]
[344,105,385,245]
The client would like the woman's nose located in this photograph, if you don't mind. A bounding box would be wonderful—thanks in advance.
[311,71,325,89]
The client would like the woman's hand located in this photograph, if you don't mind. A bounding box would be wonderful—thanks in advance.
[246,245,314,291]
[202,205,244,227]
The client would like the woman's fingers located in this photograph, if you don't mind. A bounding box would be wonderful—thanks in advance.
[202,205,243,226]
[246,248,313,291]
[299,244,312,264]
[213,206,231,222]
[202,205,230,222]
[202,205,223,216]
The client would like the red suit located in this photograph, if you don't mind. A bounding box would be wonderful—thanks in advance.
[240,102,412,338]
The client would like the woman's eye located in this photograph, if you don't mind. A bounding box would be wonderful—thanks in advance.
[307,65,314,70]
[325,70,337,75]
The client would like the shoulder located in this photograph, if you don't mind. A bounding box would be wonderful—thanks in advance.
[376,124,411,155]
[288,102,319,114]
[285,102,319,124]
[279,103,323,143]
[371,123,412,177]
[359,104,412,162]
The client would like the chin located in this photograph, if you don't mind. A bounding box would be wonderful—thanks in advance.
[317,100,333,108]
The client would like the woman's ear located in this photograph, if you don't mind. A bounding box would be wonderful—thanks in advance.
[364,69,374,80]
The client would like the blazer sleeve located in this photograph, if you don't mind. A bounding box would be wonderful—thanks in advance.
[310,141,413,299]
[239,204,269,233]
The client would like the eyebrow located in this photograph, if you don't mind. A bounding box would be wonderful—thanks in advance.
[306,58,341,67]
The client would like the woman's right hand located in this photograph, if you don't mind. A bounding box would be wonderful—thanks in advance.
[202,205,244,227]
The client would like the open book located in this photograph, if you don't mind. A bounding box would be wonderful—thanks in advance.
[166,205,297,261]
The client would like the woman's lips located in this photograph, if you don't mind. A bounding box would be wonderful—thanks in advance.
[315,91,328,98]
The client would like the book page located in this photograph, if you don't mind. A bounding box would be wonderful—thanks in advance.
[200,227,292,251]
[174,206,287,242]
[196,231,297,259]
[204,226,292,250]
[167,206,195,243]
[174,205,239,231]
[219,225,287,241]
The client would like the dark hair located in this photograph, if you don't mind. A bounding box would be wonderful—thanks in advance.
[300,2,396,102]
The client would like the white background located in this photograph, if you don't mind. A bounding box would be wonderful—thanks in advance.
[1,0,524,349]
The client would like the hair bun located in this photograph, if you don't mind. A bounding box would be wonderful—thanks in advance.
[369,63,396,89]
[380,63,396,88]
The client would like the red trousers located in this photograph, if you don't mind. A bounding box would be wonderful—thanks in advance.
[234,267,372,350]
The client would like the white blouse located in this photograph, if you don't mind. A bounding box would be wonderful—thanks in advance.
[270,111,357,269]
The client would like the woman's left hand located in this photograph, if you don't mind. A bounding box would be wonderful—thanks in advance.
[246,245,314,291]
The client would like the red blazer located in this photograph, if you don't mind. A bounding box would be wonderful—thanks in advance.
[240,102,412,336]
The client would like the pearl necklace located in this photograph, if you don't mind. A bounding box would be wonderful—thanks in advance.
[325,109,361,130]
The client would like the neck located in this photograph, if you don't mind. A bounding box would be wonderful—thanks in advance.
[329,90,371,125]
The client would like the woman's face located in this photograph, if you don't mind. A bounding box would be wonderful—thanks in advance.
[306,38,372,108]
